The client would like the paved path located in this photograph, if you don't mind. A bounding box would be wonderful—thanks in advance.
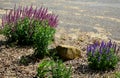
[0,0,120,40]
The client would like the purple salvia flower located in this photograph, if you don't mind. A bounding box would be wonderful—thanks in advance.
[40,8,46,20]
[48,14,55,27]
[46,14,51,19]
[42,8,48,19]
[25,6,28,16]
[91,46,95,56]
[53,15,58,27]
[17,6,22,18]
[2,5,58,29]
[52,16,58,27]
[27,5,33,18]
[87,46,91,56]
[16,8,20,21]
[8,10,13,23]
[87,40,118,69]
[101,42,107,52]
[38,9,43,20]
[92,44,96,51]
[19,6,22,17]
[106,47,110,54]
[94,41,99,46]
[11,15,15,24]
[99,45,102,54]
[33,7,37,18]
[107,40,112,48]
[101,41,104,48]
[36,7,42,19]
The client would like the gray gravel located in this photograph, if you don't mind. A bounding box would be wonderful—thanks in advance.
[0,0,120,40]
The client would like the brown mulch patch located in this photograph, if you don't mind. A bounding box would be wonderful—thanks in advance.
[0,28,120,78]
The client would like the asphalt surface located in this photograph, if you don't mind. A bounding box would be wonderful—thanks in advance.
[0,0,120,40]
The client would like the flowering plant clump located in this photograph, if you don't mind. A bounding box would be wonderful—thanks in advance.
[87,40,119,70]
[1,5,58,45]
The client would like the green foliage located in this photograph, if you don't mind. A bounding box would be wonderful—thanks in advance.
[2,18,56,58]
[87,41,119,70]
[37,60,53,77]
[1,5,58,59]
[1,6,58,45]
[51,60,71,78]
[2,18,35,45]
[88,49,118,70]
[33,22,55,57]
[37,60,71,78]
[115,72,120,78]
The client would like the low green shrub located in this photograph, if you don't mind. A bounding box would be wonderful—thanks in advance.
[33,22,55,57]
[51,60,71,78]
[87,40,119,70]
[2,18,35,45]
[37,60,53,77]
[37,60,71,78]
[1,5,58,57]
[1,5,58,45]
[115,72,120,78]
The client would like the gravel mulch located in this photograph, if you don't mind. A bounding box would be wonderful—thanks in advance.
[0,28,120,78]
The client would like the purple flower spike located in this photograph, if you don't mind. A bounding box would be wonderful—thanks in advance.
[99,46,102,54]
[87,40,118,70]
[101,41,104,48]
[107,40,112,48]
[106,47,110,54]
[91,47,95,56]
[2,5,58,28]
[94,41,99,46]
[87,46,91,55]
[87,40,117,57]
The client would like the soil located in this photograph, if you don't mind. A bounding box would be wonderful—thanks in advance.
[0,27,120,78]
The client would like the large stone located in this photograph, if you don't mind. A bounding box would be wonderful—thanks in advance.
[56,45,82,60]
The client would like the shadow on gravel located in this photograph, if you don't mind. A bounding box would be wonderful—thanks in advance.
[18,47,69,66]
[18,48,58,66]
[75,64,114,75]
[48,48,69,62]
[18,53,43,66]
[0,40,5,47]
[0,40,7,52]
